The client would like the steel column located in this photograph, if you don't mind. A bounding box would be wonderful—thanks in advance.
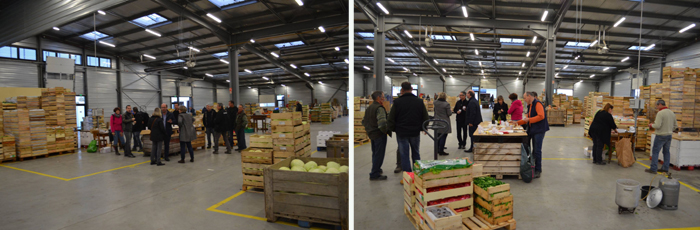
[374,16,386,93]
[544,29,555,107]
[158,71,163,106]
[229,46,240,103]
[83,47,89,110]
[116,58,122,108]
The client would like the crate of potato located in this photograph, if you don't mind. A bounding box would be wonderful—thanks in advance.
[264,157,349,230]
[472,175,513,225]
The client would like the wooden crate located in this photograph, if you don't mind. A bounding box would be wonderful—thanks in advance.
[271,129,307,139]
[249,135,273,148]
[413,167,474,219]
[475,205,513,226]
[423,205,463,230]
[273,134,309,145]
[326,139,349,158]
[241,148,274,164]
[473,176,511,202]
[462,216,517,230]
[242,162,267,189]
[264,157,349,230]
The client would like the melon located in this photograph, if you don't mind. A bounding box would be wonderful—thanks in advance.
[339,166,349,173]
[317,166,327,172]
[291,166,306,172]
[291,159,305,168]
[308,168,323,173]
[279,167,291,171]
[304,161,318,171]
[327,161,340,169]
[325,168,340,173]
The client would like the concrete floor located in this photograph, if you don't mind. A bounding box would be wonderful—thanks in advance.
[353,108,700,230]
[0,117,348,230]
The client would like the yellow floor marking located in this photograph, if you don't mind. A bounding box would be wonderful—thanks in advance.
[207,191,325,229]
[0,161,150,181]
[635,161,700,193]
[0,165,70,181]
[644,227,700,230]
[67,161,150,180]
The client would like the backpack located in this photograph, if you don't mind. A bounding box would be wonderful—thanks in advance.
[520,143,535,183]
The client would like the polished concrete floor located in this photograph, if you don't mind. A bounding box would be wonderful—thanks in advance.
[0,117,348,230]
[353,108,700,230]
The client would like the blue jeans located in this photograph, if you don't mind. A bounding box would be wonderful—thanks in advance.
[397,135,420,172]
[530,132,545,172]
[651,135,672,172]
[132,131,142,149]
[236,128,247,150]
[180,141,194,160]
[113,131,125,149]
[438,133,448,153]
[370,135,388,178]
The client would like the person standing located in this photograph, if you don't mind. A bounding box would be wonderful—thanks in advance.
[159,103,174,161]
[110,107,125,156]
[493,96,509,124]
[388,82,429,174]
[588,103,618,165]
[490,95,495,109]
[204,104,216,149]
[213,103,232,154]
[433,92,452,156]
[235,104,248,152]
[464,90,483,153]
[363,91,390,180]
[296,101,303,112]
[507,93,523,122]
[453,92,469,149]
[177,105,196,163]
[172,103,180,125]
[131,107,145,152]
[147,108,166,166]
[646,99,678,173]
[226,101,238,148]
[121,105,136,158]
[512,92,549,178]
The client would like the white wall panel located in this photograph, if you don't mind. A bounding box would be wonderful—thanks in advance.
[0,59,38,88]
[419,77,443,95]
[497,79,523,100]
[445,77,477,96]
[258,87,275,96]
[217,86,230,104]
[354,73,365,97]
[192,81,215,110]
[180,83,192,97]
[647,70,661,84]
[74,69,85,95]
[161,79,177,96]
[314,80,348,106]
[600,76,612,93]
[11,37,36,48]
[524,79,545,94]
[87,69,117,111]
[573,82,596,99]
[613,72,632,97]
[665,42,700,69]
[120,61,160,111]
[239,88,258,104]
[286,83,311,104]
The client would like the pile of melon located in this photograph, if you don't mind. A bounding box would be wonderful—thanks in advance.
[279,159,348,173]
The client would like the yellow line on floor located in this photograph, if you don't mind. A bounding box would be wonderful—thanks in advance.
[67,161,150,181]
[207,191,325,229]
[0,165,70,181]
[635,161,700,193]
[644,227,700,230]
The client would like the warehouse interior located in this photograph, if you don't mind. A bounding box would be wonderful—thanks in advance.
[0,0,349,229]
[353,0,700,229]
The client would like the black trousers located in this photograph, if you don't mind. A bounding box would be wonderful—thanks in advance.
[456,123,467,147]
[467,125,476,150]
[592,135,609,163]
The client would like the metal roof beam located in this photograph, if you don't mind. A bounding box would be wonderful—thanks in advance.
[354,13,549,31]
[242,43,313,84]
[152,0,230,42]
[62,7,167,40]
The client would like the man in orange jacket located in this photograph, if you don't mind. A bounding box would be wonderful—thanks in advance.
[511,91,549,178]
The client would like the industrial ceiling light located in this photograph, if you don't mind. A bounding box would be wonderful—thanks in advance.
[53,27,60,31]
[555,73,559,76]
[318,26,325,33]
[97,10,106,15]
[475,49,479,55]
[522,63,525,67]
[244,69,252,73]
[621,56,629,62]
[363,66,371,70]
[376,2,390,14]
[335,47,340,51]
[644,44,656,51]
[404,30,413,38]
[590,40,598,47]
[99,41,115,47]
[226,80,230,82]
[250,39,255,43]
[413,73,418,76]
[143,54,156,59]
[145,29,161,37]
[344,59,349,63]
[541,10,548,22]
[205,73,213,77]
[564,65,568,69]
[519,71,522,75]
[367,45,374,51]
[420,47,428,53]
[281,84,286,87]
[481,69,484,74]
[579,80,583,83]
[290,64,297,69]
[450,75,453,78]
[220,59,229,64]
[295,0,303,6]
[262,76,269,80]
[183,67,188,69]
[188,46,200,52]
[575,56,579,60]
[470,33,475,41]
[318,81,323,84]
[462,5,468,17]
[388,58,395,63]
[479,61,482,66]
[603,67,609,71]
[680,23,696,33]
[526,51,530,57]
[532,36,537,44]
[304,72,310,76]
[248,86,252,88]
[433,59,438,64]
[614,17,626,27]
[590,74,595,78]
[403,67,409,71]
[271,52,279,58]
[206,13,221,23]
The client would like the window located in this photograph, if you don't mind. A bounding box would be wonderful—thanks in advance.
[130,13,168,27]
[208,0,252,8]
[499,38,526,45]
[18,48,36,60]
[357,32,375,38]
[87,56,99,66]
[564,41,592,49]
[87,56,111,68]
[629,45,654,51]
[1,46,37,61]
[211,52,228,58]
[554,89,573,96]
[80,31,109,41]
[164,59,184,64]
[430,35,455,40]
[43,51,56,61]
[100,58,111,68]
[274,41,305,48]
[0,46,18,58]
[57,53,70,59]
[70,54,82,65]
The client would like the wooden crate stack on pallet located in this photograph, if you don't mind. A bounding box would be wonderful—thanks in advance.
[192,113,205,150]
[546,108,566,126]
[412,160,476,230]
[353,111,368,143]
[354,97,361,111]
[65,92,77,128]
[696,68,700,129]
[310,108,320,122]
[636,118,650,151]
[681,72,697,129]
[271,112,312,164]
[5,110,32,158]
[301,105,309,122]
[473,143,521,179]
[241,134,274,191]
[321,103,333,124]
[29,109,48,157]
[472,175,515,228]
[425,99,434,112]
[2,136,15,161]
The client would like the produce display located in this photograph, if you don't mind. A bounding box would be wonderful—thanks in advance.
[413,159,472,176]
[425,194,471,206]
[473,177,507,198]
[281,159,348,173]
[426,182,471,193]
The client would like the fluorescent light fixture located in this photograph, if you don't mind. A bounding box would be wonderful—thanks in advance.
[479,61,482,66]
[318,26,325,33]
[376,2,390,14]
[442,68,447,72]
[579,80,583,83]
[575,56,579,60]
[143,54,156,59]
[183,67,188,69]
[220,59,229,64]
[53,27,60,31]
[462,6,468,17]
[271,52,279,58]
[145,29,161,37]
[281,84,286,87]
[403,67,409,71]
[404,30,413,38]
[621,56,629,62]
[481,69,484,74]
[97,10,106,15]
[680,23,696,33]
[522,63,525,67]
[388,58,395,63]
[590,74,595,78]
[205,73,213,77]
[614,17,626,27]
[250,39,255,43]
[603,67,610,71]
[248,86,252,89]
[304,73,310,76]
[290,64,297,69]
[226,80,230,82]
[526,51,530,57]
[516,77,519,80]
[433,59,438,64]
[470,33,475,41]
[295,0,303,6]
[206,13,221,23]
[413,73,418,76]
[188,46,200,52]
[319,81,323,84]
[564,65,568,69]
[99,41,115,47]
[244,69,252,73]
[344,59,349,63]
[532,36,537,43]
[367,45,374,51]
[262,76,269,80]
[335,47,340,51]
[590,40,598,47]
[421,47,428,53]
[519,71,522,75]
[555,73,559,76]
[644,44,656,51]
[475,49,479,55]
[363,66,371,70]
[450,75,453,78]
[541,10,548,21]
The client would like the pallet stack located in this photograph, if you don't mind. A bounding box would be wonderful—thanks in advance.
[354,97,361,111]
[271,112,312,164]
[8,110,32,158]
[473,176,514,226]
[2,136,15,161]
[473,143,521,178]
[354,111,367,142]
[696,69,700,129]
[241,134,274,191]
[310,108,321,122]
[321,103,333,124]
[29,109,47,157]
[65,92,77,128]
[84,108,105,130]
[192,113,205,149]
[680,73,696,129]
[16,96,27,109]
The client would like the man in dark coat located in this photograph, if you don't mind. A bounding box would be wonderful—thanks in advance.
[131,107,145,152]
[464,90,483,153]
[214,103,232,154]
[453,91,469,149]
[226,101,238,148]
[159,103,174,161]
[296,101,303,112]
[203,104,216,148]
[387,82,429,174]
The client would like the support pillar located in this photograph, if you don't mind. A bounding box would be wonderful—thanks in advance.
[116,58,122,108]
[229,46,240,104]
[83,47,89,110]
[544,25,555,107]
[37,35,45,88]
[157,71,162,106]
[373,15,386,93]
[659,57,666,83]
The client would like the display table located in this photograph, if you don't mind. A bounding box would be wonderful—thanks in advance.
[472,122,527,179]
[650,133,700,170]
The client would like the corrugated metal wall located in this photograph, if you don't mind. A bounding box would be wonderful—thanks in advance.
[613,72,632,97]
[497,79,523,100]
[524,79,545,94]
[87,69,117,111]
[286,82,311,104]
[600,77,612,93]
[365,75,392,95]
[121,61,160,112]
[217,86,230,104]
[0,59,39,87]
[192,81,215,109]
[354,73,365,97]
[665,42,700,68]
[74,69,85,95]
[239,88,258,104]
[445,77,477,96]
[419,77,443,96]
[573,82,597,99]
[314,80,347,105]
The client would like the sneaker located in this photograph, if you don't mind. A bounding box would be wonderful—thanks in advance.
[645,169,656,174]
[370,175,388,181]
[394,166,402,174]
[178,160,185,164]
[658,169,668,173]
[438,152,449,156]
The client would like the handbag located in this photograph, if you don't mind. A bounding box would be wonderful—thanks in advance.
[520,143,535,183]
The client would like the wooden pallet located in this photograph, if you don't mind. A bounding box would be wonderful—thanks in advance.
[48,149,76,156]
[405,208,421,230]
[242,184,264,193]
[484,173,521,180]
[18,154,50,161]
[354,138,369,145]
[1,158,17,163]
[463,216,516,230]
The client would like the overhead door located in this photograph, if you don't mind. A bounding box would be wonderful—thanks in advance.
[0,60,38,87]
[192,81,215,110]
[286,82,311,104]
[87,69,117,111]
[239,88,258,104]
[217,86,230,104]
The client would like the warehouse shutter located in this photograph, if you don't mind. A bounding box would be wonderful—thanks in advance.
[120,67,160,112]
[192,81,215,110]
[0,59,38,87]
[217,86,230,104]
[240,88,258,104]
[87,69,117,111]
[285,82,311,105]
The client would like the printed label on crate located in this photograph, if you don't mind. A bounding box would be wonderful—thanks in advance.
[279,121,285,125]
[280,146,287,150]
[279,134,286,138]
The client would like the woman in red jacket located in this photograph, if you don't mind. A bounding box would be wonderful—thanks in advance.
[110,107,125,155]
[507,93,523,121]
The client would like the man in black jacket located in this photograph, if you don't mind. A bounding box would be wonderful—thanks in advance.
[452,91,468,149]
[203,104,216,148]
[388,82,429,173]
[464,90,483,152]
[131,107,145,152]
[226,101,238,148]
[159,103,174,161]
[214,103,232,154]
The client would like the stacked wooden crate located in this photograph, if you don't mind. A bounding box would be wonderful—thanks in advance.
[413,162,475,226]
[636,120,649,150]
[16,96,27,109]
[425,99,434,112]
[46,127,57,151]
[192,113,205,149]
[696,69,700,129]
[354,111,367,141]
[546,108,566,126]
[271,112,312,164]
[566,109,574,125]
[680,72,696,129]
[0,109,3,137]
[4,110,32,158]
[84,108,105,130]
[244,103,259,116]
[321,103,333,124]
[65,92,77,128]
[404,172,417,215]
[241,134,274,191]
[301,105,309,122]
[310,108,321,122]
[354,97,361,111]
[473,175,513,225]
[61,127,76,151]
[2,136,15,161]
[473,143,521,178]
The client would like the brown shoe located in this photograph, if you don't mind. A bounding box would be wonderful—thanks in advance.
[400,179,404,185]
[644,169,657,174]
